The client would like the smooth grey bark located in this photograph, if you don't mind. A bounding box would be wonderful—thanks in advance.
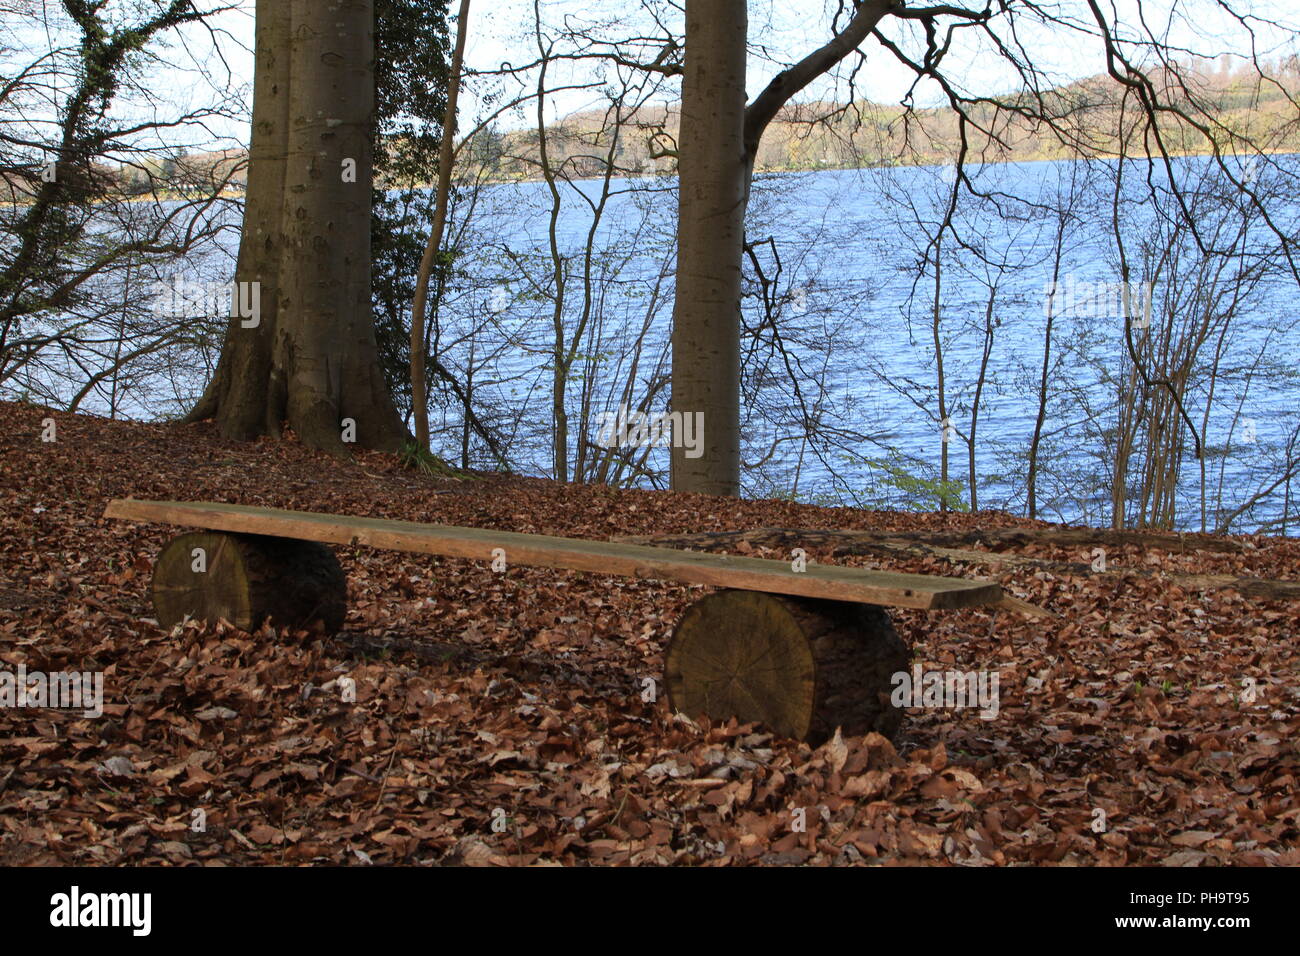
[184,0,289,438]
[186,0,403,454]
[669,0,747,496]
[670,0,895,495]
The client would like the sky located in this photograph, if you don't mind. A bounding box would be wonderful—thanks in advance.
[11,0,1300,152]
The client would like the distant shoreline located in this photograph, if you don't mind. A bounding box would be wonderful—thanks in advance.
[3,148,1293,208]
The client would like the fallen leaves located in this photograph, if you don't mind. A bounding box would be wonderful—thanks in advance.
[0,401,1297,866]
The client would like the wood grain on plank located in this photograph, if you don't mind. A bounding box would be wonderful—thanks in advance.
[104,499,1004,610]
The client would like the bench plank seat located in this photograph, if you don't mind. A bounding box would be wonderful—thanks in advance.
[104,499,1003,610]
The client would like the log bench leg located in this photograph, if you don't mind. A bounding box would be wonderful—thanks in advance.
[664,589,909,744]
[152,531,347,635]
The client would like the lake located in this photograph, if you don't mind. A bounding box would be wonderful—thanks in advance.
[12,156,1299,533]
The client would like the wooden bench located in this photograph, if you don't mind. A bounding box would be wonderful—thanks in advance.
[105,499,1006,742]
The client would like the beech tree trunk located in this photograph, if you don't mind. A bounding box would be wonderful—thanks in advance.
[669,1,747,496]
[669,0,895,496]
[186,0,404,454]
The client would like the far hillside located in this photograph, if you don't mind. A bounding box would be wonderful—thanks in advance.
[13,57,1296,203]
[466,57,1300,182]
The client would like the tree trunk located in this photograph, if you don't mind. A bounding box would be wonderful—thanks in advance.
[664,589,909,743]
[933,250,950,510]
[1029,240,1063,520]
[410,0,471,451]
[669,0,747,496]
[667,1,894,497]
[185,0,289,438]
[185,0,404,454]
[152,531,346,634]
[969,291,996,512]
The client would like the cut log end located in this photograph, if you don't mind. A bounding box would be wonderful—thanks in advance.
[152,531,346,635]
[664,589,910,744]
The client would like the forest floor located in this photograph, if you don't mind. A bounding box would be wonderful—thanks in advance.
[1,400,1297,866]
